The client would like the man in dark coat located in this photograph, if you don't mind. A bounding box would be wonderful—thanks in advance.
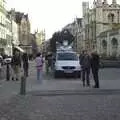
[11,51,21,81]
[45,53,52,74]
[80,50,91,87]
[91,51,100,88]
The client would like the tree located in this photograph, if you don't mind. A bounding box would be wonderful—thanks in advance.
[50,29,75,53]
[61,29,74,44]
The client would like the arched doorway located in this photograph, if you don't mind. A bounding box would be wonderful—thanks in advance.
[102,40,107,57]
[111,38,118,57]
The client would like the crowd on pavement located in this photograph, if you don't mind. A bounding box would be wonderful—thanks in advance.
[36,50,100,88]
[0,49,100,89]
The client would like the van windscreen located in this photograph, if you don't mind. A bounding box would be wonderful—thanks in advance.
[57,53,78,60]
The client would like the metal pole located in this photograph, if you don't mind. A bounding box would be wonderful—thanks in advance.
[6,63,10,81]
[20,75,26,95]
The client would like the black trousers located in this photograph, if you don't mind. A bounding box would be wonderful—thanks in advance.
[82,68,90,86]
[92,68,99,88]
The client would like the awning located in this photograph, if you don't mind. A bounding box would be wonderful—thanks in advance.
[14,46,25,53]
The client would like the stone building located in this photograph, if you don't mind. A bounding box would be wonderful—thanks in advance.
[97,28,120,58]
[5,14,12,56]
[63,18,84,53]
[30,33,38,57]
[81,0,120,58]
[0,0,7,55]
[0,1,20,56]
[9,9,32,55]
[75,18,84,53]
[35,30,46,52]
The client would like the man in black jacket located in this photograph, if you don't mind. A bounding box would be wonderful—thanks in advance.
[80,50,91,87]
[91,51,100,88]
[11,51,21,81]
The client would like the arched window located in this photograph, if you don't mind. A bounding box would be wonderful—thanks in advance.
[108,13,115,23]
[111,38,118,57]
[102,40,107,49]
[111,38,118,48]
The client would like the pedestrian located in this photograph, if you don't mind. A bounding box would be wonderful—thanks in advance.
[80,50,91,87]
[11,50,21,81]
[45,53,52,74]
[91,51,100,88]
[35,52,44,82]
[22,53,29,77]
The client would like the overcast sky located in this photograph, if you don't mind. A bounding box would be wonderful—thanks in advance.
[7,0,120,39]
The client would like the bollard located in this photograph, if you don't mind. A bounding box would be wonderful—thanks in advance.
[6,63,10,81]
[20,75,26,95]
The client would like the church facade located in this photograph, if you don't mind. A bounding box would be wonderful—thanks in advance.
[82,0,120,58]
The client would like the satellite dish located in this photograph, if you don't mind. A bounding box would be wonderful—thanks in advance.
[63,40,68,46]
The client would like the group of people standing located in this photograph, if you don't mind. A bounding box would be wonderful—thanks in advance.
[10,49,100,88]
[80,50,100,88]
[35,50,100,88]
[10,50,44,82]
[11,50,29,81]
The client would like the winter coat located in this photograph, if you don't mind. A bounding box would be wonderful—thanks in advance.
[35,56,44,70]
[91,53,100,70]
[11,55,21,67]
[80,54,91,69]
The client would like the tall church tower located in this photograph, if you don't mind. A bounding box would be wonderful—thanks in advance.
[95,0,103,36]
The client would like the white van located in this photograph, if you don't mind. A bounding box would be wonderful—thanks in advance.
[53,51,81,78]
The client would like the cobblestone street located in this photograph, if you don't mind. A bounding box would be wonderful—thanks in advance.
[1,94,120,120]
[0,61,120,119]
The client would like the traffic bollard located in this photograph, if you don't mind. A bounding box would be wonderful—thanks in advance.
[20,75,26,95]
[6,63,10,81]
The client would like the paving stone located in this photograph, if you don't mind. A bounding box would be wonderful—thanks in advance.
[0,94,120,120]
[0,61,120,119]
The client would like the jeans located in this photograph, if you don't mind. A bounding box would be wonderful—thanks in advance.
[37,69,42,83]
[82,68,90,86]
[92,68,99,88]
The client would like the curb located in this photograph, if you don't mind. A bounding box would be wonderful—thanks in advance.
[28,89,120,96]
